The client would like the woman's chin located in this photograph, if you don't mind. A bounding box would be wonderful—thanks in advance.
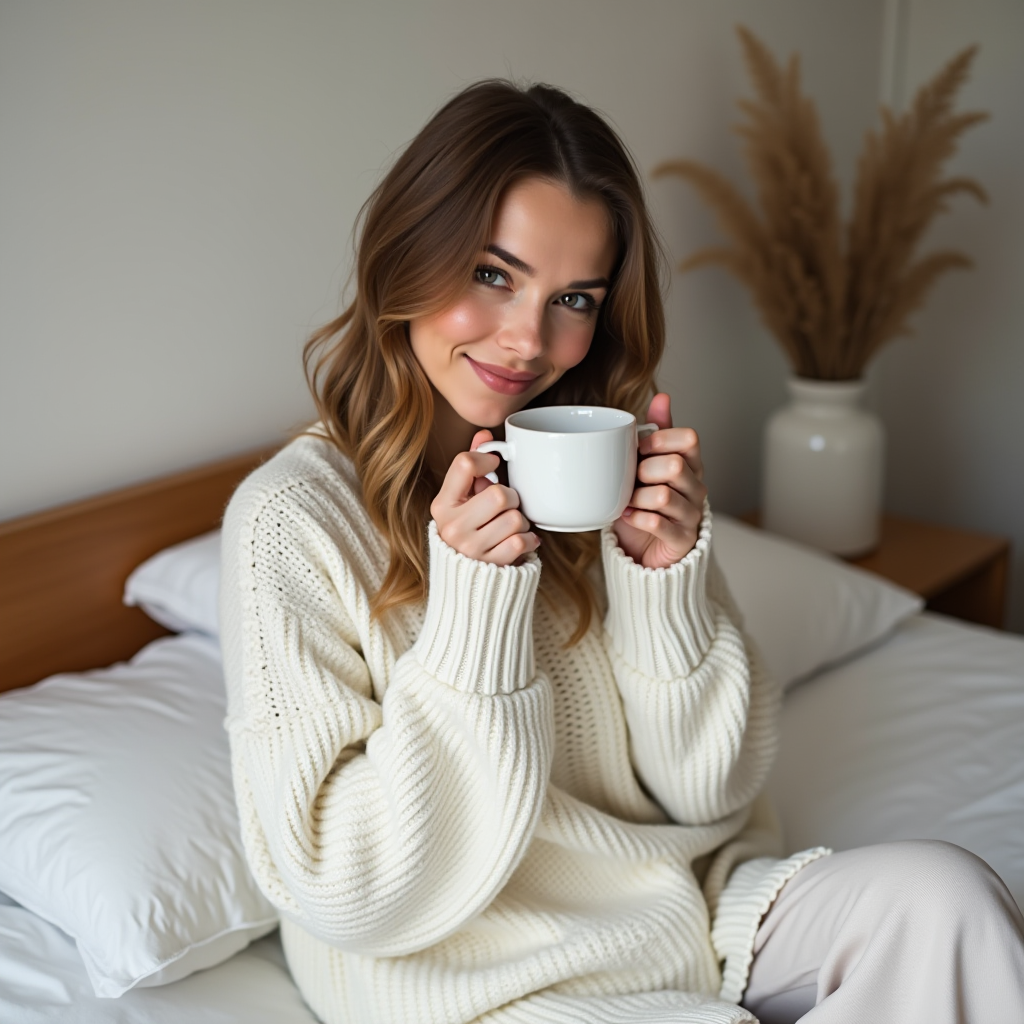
[457,398,524,430]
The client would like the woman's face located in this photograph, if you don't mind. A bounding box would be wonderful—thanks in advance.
[409,177,618,431]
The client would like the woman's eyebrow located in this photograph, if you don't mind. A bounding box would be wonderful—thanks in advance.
[484,244,609,290]
[486,244,535,276]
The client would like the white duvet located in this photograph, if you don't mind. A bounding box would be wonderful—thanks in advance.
[3,610,1022,1020]
[768,612,1024,911]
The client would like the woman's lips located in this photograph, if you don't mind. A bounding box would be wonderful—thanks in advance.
[465,356,538,396]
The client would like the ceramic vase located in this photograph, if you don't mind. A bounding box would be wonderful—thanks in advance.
[761,377,884,557]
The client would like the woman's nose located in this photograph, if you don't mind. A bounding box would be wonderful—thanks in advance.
[498,302,545,360]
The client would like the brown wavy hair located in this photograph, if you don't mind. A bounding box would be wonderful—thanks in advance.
[305,79,666,644]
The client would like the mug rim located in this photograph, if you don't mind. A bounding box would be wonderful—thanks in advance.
[505,405,636,434]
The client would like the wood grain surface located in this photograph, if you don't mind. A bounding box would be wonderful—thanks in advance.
[0,446,277,693]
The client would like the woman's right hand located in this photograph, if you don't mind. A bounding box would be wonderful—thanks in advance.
[430,429,541,566]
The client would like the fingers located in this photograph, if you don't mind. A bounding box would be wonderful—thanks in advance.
[624,484,704,532]
[464,481,521,532]
[432,457,540,565]
[619,504,701,563]
[622,479,705,549]
[638,425,704,482]
[621,422,707,556]
[438,498,540,565]
[636,451,707,507]
[433,449,501,511]
[620,480,703,559]
[618,400,708,565]
[470,428,498,495]
[478,517,541,565]
[432,470,517,532]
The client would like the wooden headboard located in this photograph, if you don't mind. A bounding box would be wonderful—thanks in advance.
[0,446,277,693]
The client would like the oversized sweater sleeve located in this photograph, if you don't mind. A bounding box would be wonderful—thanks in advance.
[221,485,553,958]
[599,504,780,827]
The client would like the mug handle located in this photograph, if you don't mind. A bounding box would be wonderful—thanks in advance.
[476,440,515,484]
[638,422,659,440]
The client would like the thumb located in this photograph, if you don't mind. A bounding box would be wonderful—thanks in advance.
[471,429,496,492]
[470,429,494,451]
[647,392,673,430]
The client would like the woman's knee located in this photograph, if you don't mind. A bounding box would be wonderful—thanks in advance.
[844,840,1022,931]
[877,840,1003,897]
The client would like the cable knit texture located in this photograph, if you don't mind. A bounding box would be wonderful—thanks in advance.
[220,433,825,1024]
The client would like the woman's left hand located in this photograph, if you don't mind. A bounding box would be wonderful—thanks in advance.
[612,393,707,569]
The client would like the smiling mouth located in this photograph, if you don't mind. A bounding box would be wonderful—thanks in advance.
[465,356,539,395]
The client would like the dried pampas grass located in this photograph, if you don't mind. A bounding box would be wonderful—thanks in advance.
[654,27,988,380]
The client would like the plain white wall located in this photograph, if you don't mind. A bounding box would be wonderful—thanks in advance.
[869,0,1024,631]
[0,0,883,522]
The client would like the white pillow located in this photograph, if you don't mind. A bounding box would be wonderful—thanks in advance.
[0,634,277,998]
[713,514,924,688]
[124,530,221,635]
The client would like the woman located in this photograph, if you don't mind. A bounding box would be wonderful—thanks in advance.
[221,80,1024,1024]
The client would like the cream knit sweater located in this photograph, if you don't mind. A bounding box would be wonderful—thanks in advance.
[221,433,827,1024]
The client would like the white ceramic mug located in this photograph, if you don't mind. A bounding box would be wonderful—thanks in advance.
[477,406,658,532]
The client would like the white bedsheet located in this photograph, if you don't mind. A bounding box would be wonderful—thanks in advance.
[768,611,1024,911]
[0,893,318,1024]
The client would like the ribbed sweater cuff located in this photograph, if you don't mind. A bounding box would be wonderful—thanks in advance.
[712,847,832,1004]
[412,521,541,696]
[601,502,716,679]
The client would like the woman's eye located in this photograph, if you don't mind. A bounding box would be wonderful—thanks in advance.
[558,292,597,312]
[474,266,509,288]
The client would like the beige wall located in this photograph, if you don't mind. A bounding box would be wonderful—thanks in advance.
[869,0,1024,631]
[0,0,882,520]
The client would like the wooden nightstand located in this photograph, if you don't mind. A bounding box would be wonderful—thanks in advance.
[743,513,1011,630]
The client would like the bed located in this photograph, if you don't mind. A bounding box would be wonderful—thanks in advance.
[1,447,1022,1021]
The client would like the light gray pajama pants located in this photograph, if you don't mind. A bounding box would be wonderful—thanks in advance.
[741,840,1024,1023]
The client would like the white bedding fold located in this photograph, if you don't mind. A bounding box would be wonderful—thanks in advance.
[0,900,317,1024]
